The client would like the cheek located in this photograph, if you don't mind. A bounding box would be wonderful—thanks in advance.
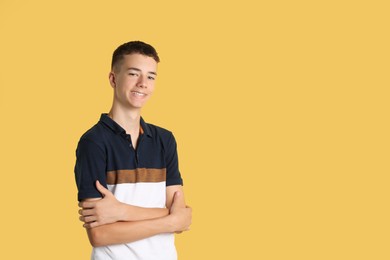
[117,76,135,86]
[114,84,129,97]
[148,84,156,93]
[116,79,132,91]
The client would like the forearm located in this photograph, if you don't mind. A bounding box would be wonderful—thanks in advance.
[85,191,191,247]
[121,205,169,221]
[87,216,174,247]
[79,194,169,228]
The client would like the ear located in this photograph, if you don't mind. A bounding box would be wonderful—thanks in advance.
[109,72,116,88]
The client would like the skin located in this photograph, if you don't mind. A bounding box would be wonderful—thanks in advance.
[78,53,192,247]
[78,181,170,227]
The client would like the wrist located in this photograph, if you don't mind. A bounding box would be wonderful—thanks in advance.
[164,214,177,233]
[119,202,129,221]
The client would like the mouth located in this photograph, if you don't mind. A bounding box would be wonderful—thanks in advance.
[131,91,147,97]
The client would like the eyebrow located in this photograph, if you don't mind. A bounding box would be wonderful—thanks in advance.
[127,67,157,76]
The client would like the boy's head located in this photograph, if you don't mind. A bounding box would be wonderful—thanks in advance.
[111,41,160,72]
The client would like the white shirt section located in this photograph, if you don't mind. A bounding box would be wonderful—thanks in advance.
[107,182,167,208]
[91,182,177,260]
[92,233,176,260]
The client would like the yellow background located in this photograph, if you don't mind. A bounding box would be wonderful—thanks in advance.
[0,0,389,259]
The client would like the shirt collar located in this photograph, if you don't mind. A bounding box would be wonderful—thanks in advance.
[140,117,152,137]
[99,113,152,137]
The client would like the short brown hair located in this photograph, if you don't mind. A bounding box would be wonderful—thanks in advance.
[111,41,160,71]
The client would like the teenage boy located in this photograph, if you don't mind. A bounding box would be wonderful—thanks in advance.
[74,41,192,260]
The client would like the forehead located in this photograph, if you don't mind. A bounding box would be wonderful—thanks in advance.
[118,53,158,72]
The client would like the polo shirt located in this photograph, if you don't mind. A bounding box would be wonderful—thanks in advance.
[74,113,183,260]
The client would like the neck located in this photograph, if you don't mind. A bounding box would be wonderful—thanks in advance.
[109,104,141,134]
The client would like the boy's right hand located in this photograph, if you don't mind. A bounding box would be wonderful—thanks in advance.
[78,180,126,228]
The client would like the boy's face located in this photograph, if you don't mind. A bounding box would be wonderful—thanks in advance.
[109,53,158,110]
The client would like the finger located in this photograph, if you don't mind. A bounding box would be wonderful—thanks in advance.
[79,209,94,217]
[79,216,90,223]
[83,221,99,229]
[172,191,186,208]
[80,215,97,223]
[96,180,110,197]
[79,201,95,209]
[83,222,92,229]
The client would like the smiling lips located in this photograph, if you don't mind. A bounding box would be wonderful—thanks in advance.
[131,91,147,97]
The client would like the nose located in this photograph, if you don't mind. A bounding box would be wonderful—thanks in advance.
[136,75,148,88]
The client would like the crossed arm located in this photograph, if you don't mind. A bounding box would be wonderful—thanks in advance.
[78,181,192,247]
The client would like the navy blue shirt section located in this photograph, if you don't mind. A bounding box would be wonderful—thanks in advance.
[74,114,183,201]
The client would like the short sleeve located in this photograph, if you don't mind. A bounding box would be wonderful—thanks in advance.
[74,138,107,201]
[164,133,183,186]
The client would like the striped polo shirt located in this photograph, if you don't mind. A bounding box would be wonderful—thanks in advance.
[74,113,183,260]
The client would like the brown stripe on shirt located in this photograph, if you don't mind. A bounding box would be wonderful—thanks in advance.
[106,168,166,184]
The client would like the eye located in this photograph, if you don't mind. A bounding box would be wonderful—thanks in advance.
[148,76,155,80]
[128,72,138,77]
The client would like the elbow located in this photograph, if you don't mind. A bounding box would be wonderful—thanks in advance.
[87,228,106,247]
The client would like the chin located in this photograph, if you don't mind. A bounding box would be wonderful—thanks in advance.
[129,99,149,109]
[129,103,146,109]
